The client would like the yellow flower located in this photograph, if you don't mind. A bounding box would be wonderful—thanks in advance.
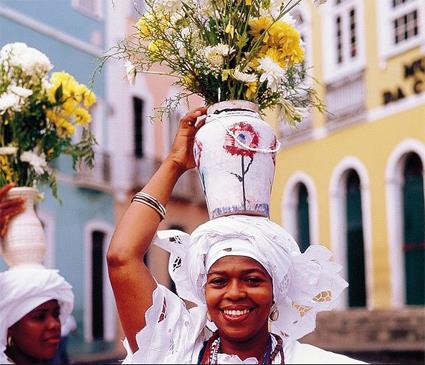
[0,156,15,183]
[62,99,78,116]
[248,16,273,41]
[148,40,162,53]
[137,15,152,39]
[245,0,252,5]
[260,47,286,68]
[245,82,257,100]
[182,74,196,88]
[46,109,60,123]
[48,72,79,102]
[138,12,169,39]
[55,118,75,138]
[225,22,235,38]
[221,69,232,81]
[47,110,75,137]
[267,21,305,65]
[81,87,96,108]
[73,107,92,126]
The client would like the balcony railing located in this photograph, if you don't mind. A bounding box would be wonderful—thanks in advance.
[74,150,111,191]
[325,70,366,128]
[173,169,205,203]
[133,156,162,188]
[133,156,205,203]
[279,114,314,145]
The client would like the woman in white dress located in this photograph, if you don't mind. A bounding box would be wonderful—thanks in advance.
[0,266,74,364]
[107,107,366,364]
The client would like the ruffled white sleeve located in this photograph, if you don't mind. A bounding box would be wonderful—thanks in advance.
[122,284,206,364]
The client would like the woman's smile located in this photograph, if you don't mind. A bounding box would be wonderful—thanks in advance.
[205,255,273,343]
[221,306,253,322]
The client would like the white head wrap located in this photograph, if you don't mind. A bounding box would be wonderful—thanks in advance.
[0,264,74,364]
[154,215,348,341]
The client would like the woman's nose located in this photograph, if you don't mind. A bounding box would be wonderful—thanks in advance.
[46,315,61,330]
[225,279,247,300]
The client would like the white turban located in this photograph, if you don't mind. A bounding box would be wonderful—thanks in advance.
[0,264,74,364]
[154,215,348,341]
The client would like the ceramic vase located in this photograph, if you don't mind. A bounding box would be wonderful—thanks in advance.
[194,100,279,219]
[1,187,46,267]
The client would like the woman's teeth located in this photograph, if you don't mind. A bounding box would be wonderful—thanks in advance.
[223,309,250,316]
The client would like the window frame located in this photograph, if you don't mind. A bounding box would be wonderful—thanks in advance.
[321,0,366,83]
[376,0,424,64]
[83,221,116,342]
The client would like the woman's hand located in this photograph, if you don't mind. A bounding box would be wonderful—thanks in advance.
[167,106,207,172]
[0,183,25,238]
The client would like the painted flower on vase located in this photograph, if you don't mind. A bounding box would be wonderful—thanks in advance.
[193,138,203,168]
[194,138,207,201]
[223,122,259,158]
[270,138,278,166]
[223,122,260,210]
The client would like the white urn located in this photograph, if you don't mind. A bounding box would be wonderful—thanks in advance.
[0,187,46,267]
[194,100,280,219]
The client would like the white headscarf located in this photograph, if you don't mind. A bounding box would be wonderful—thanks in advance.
[154,215,348,341]
[0,264,74,364]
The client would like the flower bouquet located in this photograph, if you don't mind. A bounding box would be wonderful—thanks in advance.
[114,0,326,124]
[108,0,328,218]
[0,42,97,198]
[0,42,97,266]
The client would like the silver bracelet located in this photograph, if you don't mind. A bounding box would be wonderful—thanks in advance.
[131,192,166,220]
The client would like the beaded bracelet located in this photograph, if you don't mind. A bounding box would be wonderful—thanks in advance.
[131,192,166,220]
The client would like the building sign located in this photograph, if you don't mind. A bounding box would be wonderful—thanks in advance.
[382,56,425,105]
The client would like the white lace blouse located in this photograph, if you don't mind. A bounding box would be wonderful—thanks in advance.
[122,285,366,364]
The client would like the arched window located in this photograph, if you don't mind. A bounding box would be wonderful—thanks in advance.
[402,153,425,305]
[91,230,105,339]
[296,184,310,253]
[133,96,145,158]
[345,169,366,307]
[84,222,115,342]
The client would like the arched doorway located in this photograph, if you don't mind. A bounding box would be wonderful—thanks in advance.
[91,230,105,339]
[296,183,310,252]
[402,153,425,305]
[84,221,115,342]
[346,169,367,307]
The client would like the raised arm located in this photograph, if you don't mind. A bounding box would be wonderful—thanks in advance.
[107,106,207,352]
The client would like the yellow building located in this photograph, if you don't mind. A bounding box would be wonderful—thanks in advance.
[271,0,424,310]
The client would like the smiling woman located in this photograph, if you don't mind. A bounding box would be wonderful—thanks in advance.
[107,107,367,364]
[0,266,74,364]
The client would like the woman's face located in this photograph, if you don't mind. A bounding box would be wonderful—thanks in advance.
[8,299,62,361]
[205,255,273,342]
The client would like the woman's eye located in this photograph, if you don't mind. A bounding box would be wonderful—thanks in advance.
[246,277,262,284]
[33,313,46,321]
[210,278,226,285]
[53,310,60,319]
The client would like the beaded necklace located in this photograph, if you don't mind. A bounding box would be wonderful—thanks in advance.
[199,331,285,364]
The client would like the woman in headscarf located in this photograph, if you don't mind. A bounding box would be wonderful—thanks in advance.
[0,265,74,364]
[108,107,366,364]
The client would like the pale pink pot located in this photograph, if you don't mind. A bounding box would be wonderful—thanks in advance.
[194,100,279,219]
[1,187,46,267]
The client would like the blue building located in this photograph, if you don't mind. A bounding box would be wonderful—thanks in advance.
[0,0,117,360]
